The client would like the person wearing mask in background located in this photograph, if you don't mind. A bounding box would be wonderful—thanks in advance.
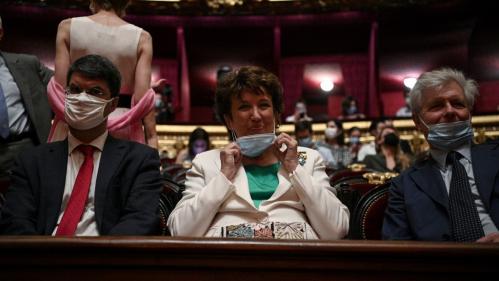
[294,120,336,169]
[317,120,354,170]
[0,16,53,185]
[363,126,412,173]
[49,0,158,148]
[347,126,362,162]
[175,127,210,166]
[396,87,412,117]
[338,95,365,121]
[285,99,313,123]
[168,66,349,239]
[0,55,162,235]
[383,68,499,242]
[357,118,386,161]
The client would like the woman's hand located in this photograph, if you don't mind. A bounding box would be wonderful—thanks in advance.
[220,142,242,182]
[273,133,298,173]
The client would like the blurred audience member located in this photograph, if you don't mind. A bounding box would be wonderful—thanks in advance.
[396,87,412,117]
[286,99,313,123]
[348,126,362,162]
[363,126,412,173]
[294,120,335,168]
[154,80,175,123]
[175,127,210,165]
[0,16,53,184]
[317,120,354,169]
[338,96,365,120]
[357,118,386,161]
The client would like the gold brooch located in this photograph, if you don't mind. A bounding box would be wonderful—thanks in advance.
[297,151,307,166]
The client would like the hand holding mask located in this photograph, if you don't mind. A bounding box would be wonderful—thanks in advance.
[273,133,298,173]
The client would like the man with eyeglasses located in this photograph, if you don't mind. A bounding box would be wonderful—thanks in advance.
[0,54,162,236]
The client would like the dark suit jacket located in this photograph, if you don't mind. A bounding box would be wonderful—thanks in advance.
[1,51,53,144]
[0,135,162,235]
[382,143,499,241]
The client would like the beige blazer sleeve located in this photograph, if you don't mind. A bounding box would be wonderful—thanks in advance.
[167,150,235,236]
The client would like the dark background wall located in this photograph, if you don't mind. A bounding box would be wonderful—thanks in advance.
[1,3,497,123]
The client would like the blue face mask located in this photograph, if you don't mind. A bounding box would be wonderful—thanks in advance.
[420,116,473,151]
[298,136,313,148]
[350,136,360,145]
[347,106,357,115]
[232,126,276,158]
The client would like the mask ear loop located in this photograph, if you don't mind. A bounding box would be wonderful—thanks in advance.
[418,115,430,130]
[230,129,237,142]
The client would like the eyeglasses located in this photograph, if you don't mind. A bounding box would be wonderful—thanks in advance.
[65,84,107,97]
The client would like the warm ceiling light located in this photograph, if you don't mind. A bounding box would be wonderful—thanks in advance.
[403,77,417,89]
[320,79,334,92]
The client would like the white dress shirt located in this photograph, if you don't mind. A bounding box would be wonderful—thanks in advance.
[52,131,108,236]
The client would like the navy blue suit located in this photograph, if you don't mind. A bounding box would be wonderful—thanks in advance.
[0,136,162,235]
[382,142,499,241]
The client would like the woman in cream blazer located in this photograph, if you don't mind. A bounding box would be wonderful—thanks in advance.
[167,66,349,239]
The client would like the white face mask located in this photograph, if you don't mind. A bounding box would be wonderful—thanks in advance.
[64,93,114,130]
[231,121,276,158]
[324,127,338,139]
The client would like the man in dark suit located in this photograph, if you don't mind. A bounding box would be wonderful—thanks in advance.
[382,68,499,242]
[0,54,162,235]
[0,16,53,184]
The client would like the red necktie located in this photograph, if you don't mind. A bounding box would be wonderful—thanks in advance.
[56,145,94,236]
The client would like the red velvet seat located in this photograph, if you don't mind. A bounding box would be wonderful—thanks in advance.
[349,182,390,240]
[329,167,372,186]
[159,177,185,235]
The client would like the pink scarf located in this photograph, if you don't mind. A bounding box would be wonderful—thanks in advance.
[46,77,155,144]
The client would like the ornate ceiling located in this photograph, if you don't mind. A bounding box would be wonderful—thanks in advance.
[3,0,473,16]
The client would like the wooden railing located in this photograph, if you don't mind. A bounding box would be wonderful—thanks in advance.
[1,237,498,280]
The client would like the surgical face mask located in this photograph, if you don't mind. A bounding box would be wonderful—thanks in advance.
[192,140,208,155]
[383,133,400,147]
[347,106,357,115]
[350,136,360,145]
[419,116,473,151]
[155,99,164,109]
[324,127,338,139]
[65,93,113,130]
[298,136,313,148]
[232,126,276,158]
[296,102,306,114]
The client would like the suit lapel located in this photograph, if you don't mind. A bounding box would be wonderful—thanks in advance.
[44,140,69,234]
[268,167,292,201]
[2,53,35,124]
[94,136,127,229]
[410,160,449,209]
[232,166,255,207]
[472,145,499,210]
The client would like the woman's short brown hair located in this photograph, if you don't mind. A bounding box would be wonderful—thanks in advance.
[214,66,284,128]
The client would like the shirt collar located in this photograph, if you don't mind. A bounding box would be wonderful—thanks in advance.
[68,130,108,154]
[430,142,472,171]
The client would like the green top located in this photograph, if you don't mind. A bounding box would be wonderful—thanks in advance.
[245,162,280,208]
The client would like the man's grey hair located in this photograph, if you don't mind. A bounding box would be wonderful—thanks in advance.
[409,67,478,114]
[0,16,3,29]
